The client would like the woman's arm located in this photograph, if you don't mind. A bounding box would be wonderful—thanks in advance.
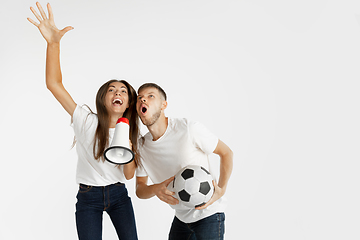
[123,160,136,180]
[28,2,76,116]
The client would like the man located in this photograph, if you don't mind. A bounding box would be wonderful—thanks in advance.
[135,83,233,240]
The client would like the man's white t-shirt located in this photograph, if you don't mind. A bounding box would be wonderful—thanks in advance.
[72,104,127,186]
[136,117,227,223]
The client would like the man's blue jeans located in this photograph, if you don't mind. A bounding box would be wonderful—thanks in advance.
[169,213,225,240]
[75,182,138,240]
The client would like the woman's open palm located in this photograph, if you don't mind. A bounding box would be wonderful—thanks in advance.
[28,2,73,43]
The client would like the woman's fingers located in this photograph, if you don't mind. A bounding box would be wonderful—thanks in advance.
[60,26,74,36]
[47,3,54,20]
[36,2,48,20]
[30,6,42,23]
[27,17,39,27]
[29,2,50,24]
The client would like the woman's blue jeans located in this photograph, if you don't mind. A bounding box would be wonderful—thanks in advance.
[75,182,138,240]
[168,213,225,240]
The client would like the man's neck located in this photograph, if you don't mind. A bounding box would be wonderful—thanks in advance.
[148,116,168,141]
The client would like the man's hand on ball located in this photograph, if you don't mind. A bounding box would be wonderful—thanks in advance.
[195,180,225,210]
[154,176,179,205]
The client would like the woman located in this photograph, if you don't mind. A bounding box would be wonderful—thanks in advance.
[28,3,138,240]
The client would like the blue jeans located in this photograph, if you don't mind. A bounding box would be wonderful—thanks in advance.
[169,213,225,240]
[75,182,138,240]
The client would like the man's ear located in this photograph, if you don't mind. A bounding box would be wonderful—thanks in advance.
[161,100,168,110]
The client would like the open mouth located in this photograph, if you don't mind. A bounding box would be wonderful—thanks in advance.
[113,99,123,106]
[141,105,148,114]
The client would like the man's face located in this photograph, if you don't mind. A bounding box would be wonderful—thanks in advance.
[137,87,166,127]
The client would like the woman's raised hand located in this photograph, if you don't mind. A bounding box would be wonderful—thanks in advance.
[27,2,77,116]
[28,2,73,44]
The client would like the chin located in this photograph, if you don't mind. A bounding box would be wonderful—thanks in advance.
[110,109,125,116]
[139,117,149,126]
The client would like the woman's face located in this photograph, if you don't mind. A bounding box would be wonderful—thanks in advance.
[104,81,129,116]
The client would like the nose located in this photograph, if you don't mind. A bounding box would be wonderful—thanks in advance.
[141,98,146,103]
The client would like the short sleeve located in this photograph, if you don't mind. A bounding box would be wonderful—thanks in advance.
[136,163,148,177]
[72,104,97,143]
[188,121,219,155]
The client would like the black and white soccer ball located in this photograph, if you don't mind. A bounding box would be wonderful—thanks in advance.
[172,165,214,208]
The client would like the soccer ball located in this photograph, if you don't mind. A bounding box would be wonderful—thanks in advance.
[172,165,214,208]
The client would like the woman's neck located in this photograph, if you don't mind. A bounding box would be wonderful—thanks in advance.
[109,114,123,128]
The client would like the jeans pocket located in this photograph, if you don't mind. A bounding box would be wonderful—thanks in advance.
[78,184,93,193]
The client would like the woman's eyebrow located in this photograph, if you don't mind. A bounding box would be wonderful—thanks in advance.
[108,85,127,89]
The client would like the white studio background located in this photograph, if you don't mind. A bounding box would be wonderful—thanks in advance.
[0,0,359,239]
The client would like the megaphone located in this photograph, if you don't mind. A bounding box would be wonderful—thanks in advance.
[104,117,134,165]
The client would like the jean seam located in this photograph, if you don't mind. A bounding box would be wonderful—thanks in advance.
[218,213,224,240]
[102,187,109,211]
[218,216,221,240]
[107,186,110,210]
[186,223,194,240]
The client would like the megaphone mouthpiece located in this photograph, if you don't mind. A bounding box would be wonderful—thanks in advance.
[117,117,129,125]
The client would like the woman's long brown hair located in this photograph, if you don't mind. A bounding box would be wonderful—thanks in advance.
[93,79,140,167]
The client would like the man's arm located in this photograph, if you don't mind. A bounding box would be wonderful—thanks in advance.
[196,139,233,210]
[136,176,179,205]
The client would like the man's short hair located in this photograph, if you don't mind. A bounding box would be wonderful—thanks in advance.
[138,83,167,101]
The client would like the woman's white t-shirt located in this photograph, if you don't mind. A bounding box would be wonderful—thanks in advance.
[72,104,127,186]
[136,117,227,223]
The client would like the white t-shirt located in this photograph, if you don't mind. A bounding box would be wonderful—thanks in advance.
[136,117,227,223]
[72,104,127,186]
